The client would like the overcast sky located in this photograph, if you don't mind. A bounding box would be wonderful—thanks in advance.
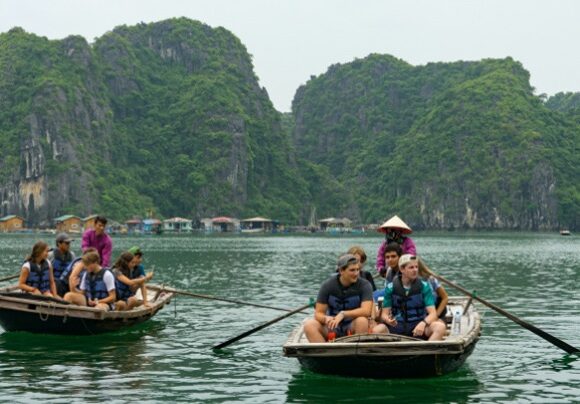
[1,0,579,111]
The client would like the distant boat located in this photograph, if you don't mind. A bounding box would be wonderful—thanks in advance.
[283,296,481,378]
[560,230,571,236]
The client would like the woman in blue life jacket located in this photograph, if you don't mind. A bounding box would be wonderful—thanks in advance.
[113,252,153,311]
[57,247,98,296]
[18,241,58,297]
[63,251,117,311]
[379,254,446,341]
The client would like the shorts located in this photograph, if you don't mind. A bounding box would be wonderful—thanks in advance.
[387,320,422,337]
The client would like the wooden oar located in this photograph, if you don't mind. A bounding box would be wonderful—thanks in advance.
[420,259,579,354]
[162,287,308,313]
[0,274,19,283]
[213,303,311,350]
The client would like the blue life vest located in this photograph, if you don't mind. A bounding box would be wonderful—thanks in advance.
[51,249,74,279]
[326,276,363,317]
[25,260,51,292]
[391,277,427,324]
[86,268,113,300]
[60,257,85,288]
[114,268,138,301]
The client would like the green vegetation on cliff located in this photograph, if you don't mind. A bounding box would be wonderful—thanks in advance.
[0,20,578,230]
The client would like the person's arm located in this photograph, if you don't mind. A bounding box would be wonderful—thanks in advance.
[97,272,116,304]
[101,236,112,267]
[98,289,116,305]
[435,285,449,317]
[403,237,417,255]
[412,306,437,337]
[69,263,83,293]
[81,230,91,251]
[116,273,150,287]
[376,241,386,271]
[341,300,373,321]
[18,266,38,293]
[314,302,330,325]
[48,263,57,296]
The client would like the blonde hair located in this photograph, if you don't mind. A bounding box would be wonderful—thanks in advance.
[347,246,367,264]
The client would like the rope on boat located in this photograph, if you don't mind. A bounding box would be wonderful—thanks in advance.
[38,302,57,322]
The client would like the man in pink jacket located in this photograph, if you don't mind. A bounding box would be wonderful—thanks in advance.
[376,215,416,275]
[81,215,113,267]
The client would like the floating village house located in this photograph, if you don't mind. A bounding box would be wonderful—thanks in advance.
[201,216,240,233]
[125,219,143,234]
[240,217,273,233]
[318,217,352,233]
[54,215,82,234]
[142,218,162,234]
[82,214,98,231]
[163,217,193,233]
[0,215,25,233]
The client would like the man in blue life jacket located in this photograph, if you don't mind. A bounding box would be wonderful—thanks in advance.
[304,254,375,342]
[63,251,116,311]
[379,254,446,340]
[48,233,76,282]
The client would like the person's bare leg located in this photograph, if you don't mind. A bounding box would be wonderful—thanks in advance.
[304,318,326,342]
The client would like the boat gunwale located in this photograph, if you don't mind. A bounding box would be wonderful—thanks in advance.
[0,284,173,320]
[283,297,481,357]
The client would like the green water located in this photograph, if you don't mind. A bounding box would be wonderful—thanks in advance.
[0,233,578,403]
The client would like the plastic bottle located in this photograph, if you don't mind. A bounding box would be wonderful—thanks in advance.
[452,310,462,335]
[327,330,336,342]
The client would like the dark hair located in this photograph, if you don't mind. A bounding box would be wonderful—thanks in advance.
[347,246,367,264]
[113,252,135,276]
[26,241,49,263]
[384,242,402,257]
[95,215,108,226]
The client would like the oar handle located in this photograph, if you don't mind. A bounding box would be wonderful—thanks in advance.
[213,303,311,350]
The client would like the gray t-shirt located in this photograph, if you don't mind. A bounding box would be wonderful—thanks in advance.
[316,274,373,316]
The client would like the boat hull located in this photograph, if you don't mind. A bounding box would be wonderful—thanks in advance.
[295,341,477,378]
[283,297,481,378]
[0,285,173,335]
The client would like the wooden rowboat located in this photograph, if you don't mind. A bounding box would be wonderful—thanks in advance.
[283,296,481,378]
[0,284,173,335]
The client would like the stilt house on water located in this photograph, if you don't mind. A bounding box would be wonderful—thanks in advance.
[240,217,273,233]
[54,215,82,234]
[0,215,25,233]
[163,217,193,233]
[82,214,98,231]
[201,217,240,233]
[318,217,352,233]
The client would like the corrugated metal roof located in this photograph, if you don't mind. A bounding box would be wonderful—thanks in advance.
[54,215,80,222]
[0,215,23,222]
[240,217,272,223]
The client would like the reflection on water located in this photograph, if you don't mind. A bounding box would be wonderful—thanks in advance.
[0,232,579,402]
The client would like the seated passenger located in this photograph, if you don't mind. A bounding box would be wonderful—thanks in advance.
[127,246,154,306]
[419,261,449,320]
[380,254,446,341]
[376,215,416,275]
[113,252,153,311]
[304,254,382,342]
[56,247,97,296]
[63,251,116,311]
[347,246,376,291]
[373,242,403,301]
[18,241,57,297]
[48,233,76,282]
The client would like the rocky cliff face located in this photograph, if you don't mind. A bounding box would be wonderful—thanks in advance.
[0,19,304,226]
[291,56,580,230]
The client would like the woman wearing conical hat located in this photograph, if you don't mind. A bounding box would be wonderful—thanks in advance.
[375,215,417,276]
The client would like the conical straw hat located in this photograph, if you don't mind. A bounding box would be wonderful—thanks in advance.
[378,215,412,234]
